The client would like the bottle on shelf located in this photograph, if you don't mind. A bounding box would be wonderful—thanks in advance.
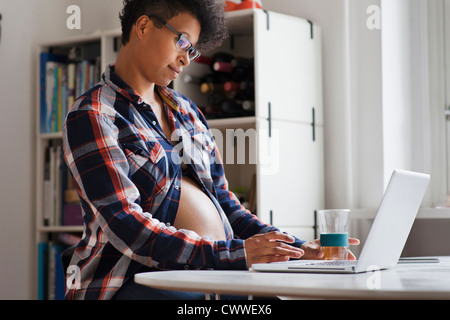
[231,57,254,69]
[194,55,213,65]
[220,99,254,118]
[200,94,226,119]
[242,100,255,111]
[213,57,254,73]
[223,81,242,92]
[213,61,234,73]
[198,73,235,97]
[200,82,225,95]
[241,82,255,100]
[201,72,233,85]
[213,61,254,83]
[195,52,234,72]
[193,52,255,119]
[200,80,255,101]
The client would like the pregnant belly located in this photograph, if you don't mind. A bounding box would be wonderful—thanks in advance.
[173,176,227,241]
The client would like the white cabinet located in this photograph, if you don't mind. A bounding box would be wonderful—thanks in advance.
[257,119,324,238]
[254,10,323,126]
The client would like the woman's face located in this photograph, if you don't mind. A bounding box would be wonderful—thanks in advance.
[134,12,201,87]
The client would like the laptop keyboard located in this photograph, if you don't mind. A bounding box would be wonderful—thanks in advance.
[305,260,357,266]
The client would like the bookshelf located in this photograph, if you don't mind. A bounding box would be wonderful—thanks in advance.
[34,29,122,300]
[34,9,324,299]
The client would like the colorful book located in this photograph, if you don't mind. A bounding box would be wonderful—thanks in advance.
[39,52,66,133]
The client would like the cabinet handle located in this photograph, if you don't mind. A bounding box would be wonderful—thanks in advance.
[267,102,272,138]
[311,107,316,142]
[313,210,318,238]
[308,20,314,39]
[263,10,270,30]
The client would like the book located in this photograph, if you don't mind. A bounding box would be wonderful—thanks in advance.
[51,244,67,300]
[63,203,83,226]
[43,143,67,226]
[40,52,99,133]
[37,242,49,300]
[37,241,71,300]
[40,52,66,133]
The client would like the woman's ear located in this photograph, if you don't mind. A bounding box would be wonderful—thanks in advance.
[133,15,152,40]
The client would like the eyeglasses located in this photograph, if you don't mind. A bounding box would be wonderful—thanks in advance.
[147,14,201,61]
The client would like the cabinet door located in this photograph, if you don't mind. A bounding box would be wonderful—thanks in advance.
[254,10,323,125]
[256,118,324,229]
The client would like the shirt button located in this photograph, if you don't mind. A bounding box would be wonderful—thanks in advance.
[166,222,171,227]
[152,121,157,126]
[174,185,180,190]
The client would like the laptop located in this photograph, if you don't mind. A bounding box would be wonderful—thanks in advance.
[252,170,431,274]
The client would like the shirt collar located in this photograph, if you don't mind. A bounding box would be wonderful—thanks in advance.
[103,64,181,112]
[156,86,180,112]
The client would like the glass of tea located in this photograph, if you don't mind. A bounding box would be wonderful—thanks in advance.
[318,209,350,260]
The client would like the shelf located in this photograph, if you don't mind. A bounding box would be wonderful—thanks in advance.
[207,116,256,129]
[37,225,84,233]
[226,8,258,35]
[102,28,121,37]
[418,207,450,218]
[38,132,63,140]
[350,207,450,219]
[40,31,103,48]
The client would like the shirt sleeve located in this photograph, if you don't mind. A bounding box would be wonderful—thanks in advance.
[63,107,248,270]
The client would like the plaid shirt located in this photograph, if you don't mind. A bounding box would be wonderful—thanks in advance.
[62,64,305,300]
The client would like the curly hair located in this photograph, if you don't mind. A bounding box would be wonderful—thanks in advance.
[119,0,228,53]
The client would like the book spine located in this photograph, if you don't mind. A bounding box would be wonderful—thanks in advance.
[40,57,98,133]
[37,242,49,300]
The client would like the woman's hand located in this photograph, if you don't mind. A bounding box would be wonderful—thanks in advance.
[244,231,305,268]
[300,238,361,260]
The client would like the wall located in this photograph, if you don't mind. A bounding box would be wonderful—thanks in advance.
[381,0,433,199]
[0,0,123,299]
[347,0,384,208]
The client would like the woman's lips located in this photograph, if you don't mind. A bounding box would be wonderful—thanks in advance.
[169,66,182,78]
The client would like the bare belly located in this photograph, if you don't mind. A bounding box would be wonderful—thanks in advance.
[173,176,227,241]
